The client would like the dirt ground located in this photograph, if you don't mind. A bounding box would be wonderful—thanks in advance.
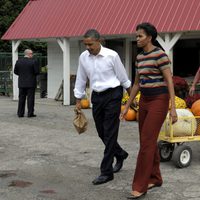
[0,96,200,200]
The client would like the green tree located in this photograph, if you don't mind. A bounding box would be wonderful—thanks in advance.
[0,0,47,55]
[0,0,28,51]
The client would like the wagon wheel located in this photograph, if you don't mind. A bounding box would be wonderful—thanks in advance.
[172,145,192,168]
[158,141,174,162]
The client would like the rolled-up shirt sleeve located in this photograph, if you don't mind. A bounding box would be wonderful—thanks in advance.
[74,59,88,99]
[113,54,131,89]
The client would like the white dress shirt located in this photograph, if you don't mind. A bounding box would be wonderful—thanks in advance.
[74,46,131,99]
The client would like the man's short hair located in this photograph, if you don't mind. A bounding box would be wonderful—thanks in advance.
[24,49,32,56]
[84,29,100,40]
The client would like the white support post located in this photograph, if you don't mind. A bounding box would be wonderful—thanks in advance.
[157,33,182,73]
[125,39,132,79]
[57,38,70,105]
[157,33,181,55]
[12,40,21,100]
[57,38,64,52]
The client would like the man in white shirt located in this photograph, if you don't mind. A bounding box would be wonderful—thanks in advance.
[74,29,131,185]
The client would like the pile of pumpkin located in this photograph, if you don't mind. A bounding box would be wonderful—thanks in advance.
[121,92,200,122]
[190,99,200,135]
[164,100,200,136]
[121,92,140,121]
[81,93,200,130]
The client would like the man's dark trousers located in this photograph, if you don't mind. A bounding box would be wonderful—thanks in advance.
[91,86,127,176]
[18,88,35,117]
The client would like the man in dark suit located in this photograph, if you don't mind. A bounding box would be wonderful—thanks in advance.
[14,49,40,118]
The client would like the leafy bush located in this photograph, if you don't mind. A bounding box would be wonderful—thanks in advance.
[172,76,189,99]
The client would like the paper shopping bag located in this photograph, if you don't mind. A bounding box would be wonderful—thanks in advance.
[73,108,88,134]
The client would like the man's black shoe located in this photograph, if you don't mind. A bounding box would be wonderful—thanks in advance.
[18,115,24,118]
[28,114,37,118]
[92,175,114,185]
[113,152,129,173]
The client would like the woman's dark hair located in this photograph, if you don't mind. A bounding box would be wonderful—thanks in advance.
[136,22,157,42]
[84,29,100,40]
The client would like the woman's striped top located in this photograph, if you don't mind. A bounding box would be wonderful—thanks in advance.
[136,47,171,95]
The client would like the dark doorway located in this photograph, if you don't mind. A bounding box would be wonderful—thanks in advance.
[105,39,124,62]
[173,39,200,77]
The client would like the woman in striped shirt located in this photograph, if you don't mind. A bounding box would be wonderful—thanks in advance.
[121,22,177,199]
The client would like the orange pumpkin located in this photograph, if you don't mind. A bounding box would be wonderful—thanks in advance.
[125,108,136,121]
[80,99,90,109]
[191,99,200,116]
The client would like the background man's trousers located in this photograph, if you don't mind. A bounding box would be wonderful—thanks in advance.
[18,87,35,117]
[91,86,127,176]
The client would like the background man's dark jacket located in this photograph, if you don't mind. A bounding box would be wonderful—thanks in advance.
[14,57,40,88]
